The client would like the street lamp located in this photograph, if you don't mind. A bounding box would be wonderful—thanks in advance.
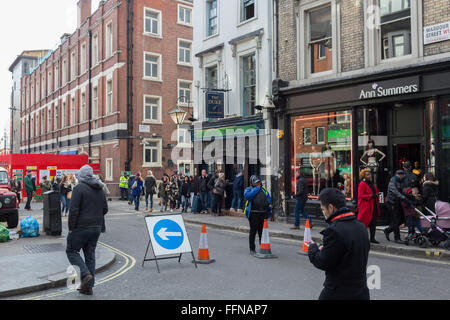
[169,106,187,125]
[169,96,197,125]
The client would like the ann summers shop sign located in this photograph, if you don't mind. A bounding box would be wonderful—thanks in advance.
[358,76,420,100]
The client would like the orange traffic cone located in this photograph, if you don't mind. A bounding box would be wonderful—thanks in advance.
[194,225,215,264]
[298,219,312,255]
[255,219,277,259]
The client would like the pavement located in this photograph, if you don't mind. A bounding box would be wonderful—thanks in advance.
[0,203,116,299]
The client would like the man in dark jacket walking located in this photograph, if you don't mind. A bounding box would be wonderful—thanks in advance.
[197,170,210,214]
[66,165,108,296]
[384,170,408,244]
[308,188,370,300]
[291,170,311,229]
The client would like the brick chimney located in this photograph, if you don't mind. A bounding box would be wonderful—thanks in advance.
[77,0,92,27]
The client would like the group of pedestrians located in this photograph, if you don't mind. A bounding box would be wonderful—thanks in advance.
[120,169,248,216]
[356,161,439,244]
[196,169,245,216]
[121,171,195,213]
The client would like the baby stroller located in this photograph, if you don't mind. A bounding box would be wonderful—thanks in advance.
[411,201,450,249]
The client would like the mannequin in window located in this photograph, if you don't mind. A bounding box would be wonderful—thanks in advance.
[360,139,386,186]
[309,153,324,196]
[323,145,336,188]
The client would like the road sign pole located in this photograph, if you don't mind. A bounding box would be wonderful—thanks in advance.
[142,239,151,268]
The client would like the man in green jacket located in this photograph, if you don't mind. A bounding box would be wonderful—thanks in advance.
[24,171,34,211]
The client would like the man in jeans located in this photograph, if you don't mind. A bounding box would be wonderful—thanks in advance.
[231,170,244,212]
[24,171,34,211]
[384,170,408,244]
[66,165,108,296]
[197,170,210,214]
[291,170,312,230]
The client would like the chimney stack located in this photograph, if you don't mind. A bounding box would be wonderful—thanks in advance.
[77,0,92,27]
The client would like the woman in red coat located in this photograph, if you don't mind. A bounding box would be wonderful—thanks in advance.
[357,169,380,244]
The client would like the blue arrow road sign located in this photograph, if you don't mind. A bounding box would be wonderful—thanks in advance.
[153,219,184,250]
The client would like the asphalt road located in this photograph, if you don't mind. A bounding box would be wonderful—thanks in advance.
[9,202,450,300]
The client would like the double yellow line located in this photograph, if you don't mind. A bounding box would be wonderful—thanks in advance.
[23,242,136,300]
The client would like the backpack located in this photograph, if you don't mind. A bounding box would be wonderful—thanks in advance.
[20,215,40,238]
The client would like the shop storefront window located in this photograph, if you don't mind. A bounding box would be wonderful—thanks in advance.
[425,100,436,175]
[291,111,353,199]
[357,107,388,192]
[440,98,450,201]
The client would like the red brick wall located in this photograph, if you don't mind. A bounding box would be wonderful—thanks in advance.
[21,0,193,196]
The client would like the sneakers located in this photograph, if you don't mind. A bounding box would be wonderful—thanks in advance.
[145,207,149,212]
[250,250,256,256]
[290,226,300,230]
[370,239,380,244]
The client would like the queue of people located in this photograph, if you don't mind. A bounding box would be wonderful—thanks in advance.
[118,169,251,216]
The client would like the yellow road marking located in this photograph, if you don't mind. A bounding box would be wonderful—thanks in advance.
[22,242,136,300]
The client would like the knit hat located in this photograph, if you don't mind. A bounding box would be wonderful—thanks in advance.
[78,165,94,180]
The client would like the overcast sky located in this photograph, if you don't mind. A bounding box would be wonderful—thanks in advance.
[0,0,102,147]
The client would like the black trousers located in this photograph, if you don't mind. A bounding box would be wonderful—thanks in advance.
[25,190,33,210]
[212,194,223,215]
[385,203,404,240]
[248,213,267,251]
[120,188,128,200]
[369,207,377,241]
[319,286,370,300]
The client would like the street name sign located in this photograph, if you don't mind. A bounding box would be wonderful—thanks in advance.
[143,214,197,273]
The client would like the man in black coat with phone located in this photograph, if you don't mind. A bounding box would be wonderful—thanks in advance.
[308,188,370,300]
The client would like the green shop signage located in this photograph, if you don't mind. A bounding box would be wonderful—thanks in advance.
[327,129,351,143]
[195,124,262,141]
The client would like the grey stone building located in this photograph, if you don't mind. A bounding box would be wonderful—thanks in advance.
[9,50,50,154]
[272,0,450,222]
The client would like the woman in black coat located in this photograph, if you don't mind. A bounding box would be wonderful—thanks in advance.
[422,172,439,212]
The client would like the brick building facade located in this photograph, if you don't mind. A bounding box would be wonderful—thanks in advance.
[20,0,193,196]
[273,0,450,221]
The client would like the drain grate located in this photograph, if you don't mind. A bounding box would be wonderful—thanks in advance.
[23,243,66,254]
